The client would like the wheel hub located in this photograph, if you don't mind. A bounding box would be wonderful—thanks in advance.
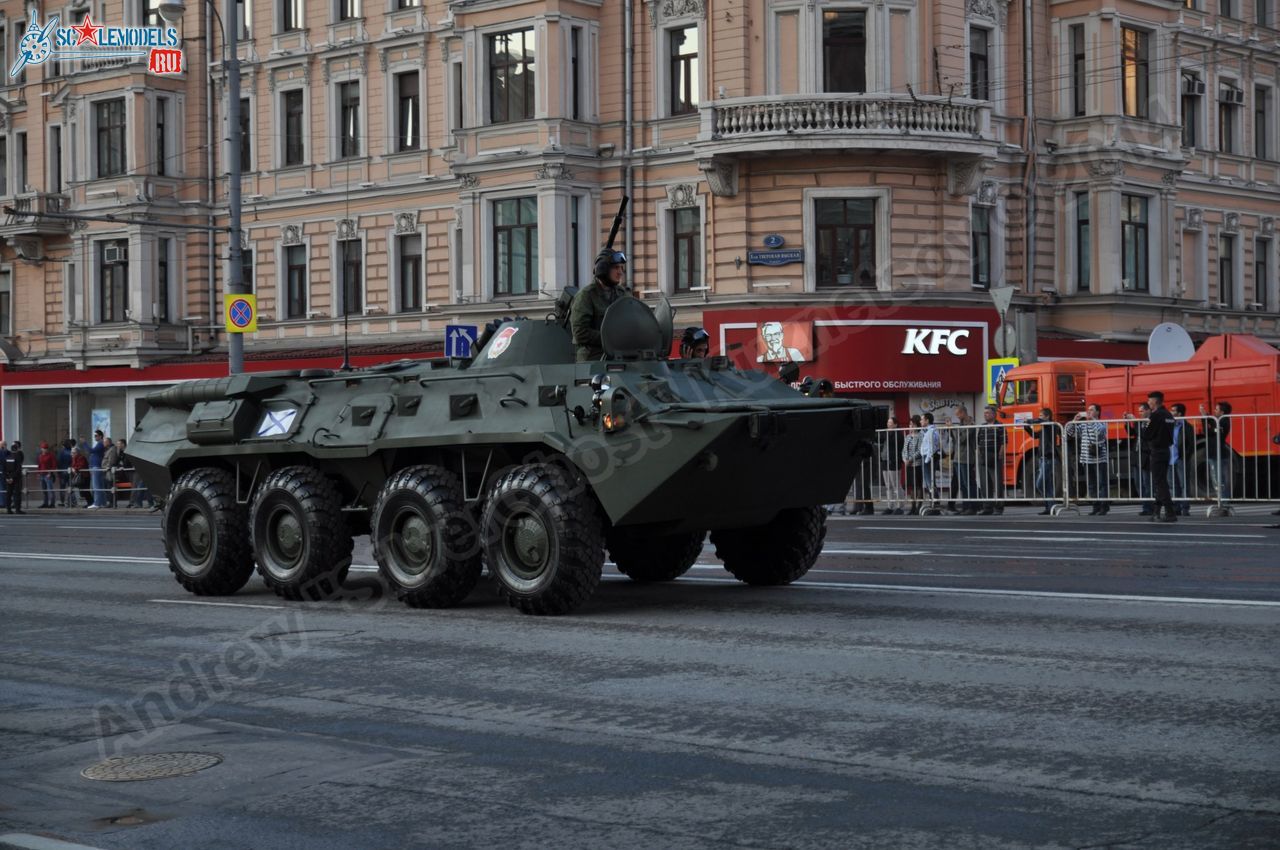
[393,512,434,575]
[183,511,211,558]
[506,513,550,577]
[270,510,304,563]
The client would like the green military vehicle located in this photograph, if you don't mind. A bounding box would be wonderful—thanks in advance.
[128,295,881,615]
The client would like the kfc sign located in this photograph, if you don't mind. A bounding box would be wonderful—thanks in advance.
[901,328,971,356]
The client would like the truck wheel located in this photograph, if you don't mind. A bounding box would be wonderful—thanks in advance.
[371,465,481,608]
[607,528,704,582]
[163,468,254,596]
[711,506,825,586]
[251,466,353,601]
[482,464,603,615]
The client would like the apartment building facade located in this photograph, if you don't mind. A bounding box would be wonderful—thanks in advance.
[0,0,1277,441]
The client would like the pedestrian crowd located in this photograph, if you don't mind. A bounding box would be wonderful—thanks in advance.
[0,430,154,513]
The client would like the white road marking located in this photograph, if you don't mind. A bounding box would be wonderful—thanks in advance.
[857,526,1267,539]
[55,524,159,530]
[0,551,167,564]
[820,549,930,556]
[628,576,1280,607]
[686,565,974,578]
[149,598,284,610]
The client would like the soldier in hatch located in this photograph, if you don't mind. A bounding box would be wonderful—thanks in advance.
[570,248,629,362]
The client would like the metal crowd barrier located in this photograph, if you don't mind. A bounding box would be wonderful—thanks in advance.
[4,465,154,511]
[830,415,1280,517]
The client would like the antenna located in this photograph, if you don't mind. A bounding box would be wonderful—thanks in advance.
[1147,322,1195,363]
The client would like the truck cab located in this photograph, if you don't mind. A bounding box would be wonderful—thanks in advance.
[993,361,1102,489]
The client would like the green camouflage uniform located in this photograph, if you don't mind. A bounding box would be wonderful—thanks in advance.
[570,279,627,362]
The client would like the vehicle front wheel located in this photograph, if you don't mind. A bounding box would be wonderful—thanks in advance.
[711,506,825,586]
[251,466,353,600]
[163,468,254,595]
[371,465,481,608]
[481,464,604,616]
[607,527,705,583]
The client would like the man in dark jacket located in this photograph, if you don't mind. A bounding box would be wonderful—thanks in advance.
[1143,391,1177,522]
[570,248,628,362]
[4,440,26,514]
[975,405,1006,515]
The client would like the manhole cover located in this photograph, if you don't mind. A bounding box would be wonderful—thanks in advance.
[81,752,223,782]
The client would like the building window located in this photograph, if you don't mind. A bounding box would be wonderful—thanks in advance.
[0,138,6,195]
[155,96,169,176]
[141,0,164,26]
[669,25,699,115]
[1181,72,1202,148]
[9,26,25,85]
[570,196,581,284]
[815,198,876,287]
[239,97,252,169]
[570,26,581,121]
[95,99,127,178]
[971,206,992,289]
[1256,87,1271,160]
[1221,0,1236,17]
[337,81,360,158]
[1120,194,1149,292]
[488,29,536,124]
[156,237,170,322]
[396,71,420,152]
[16,132,26,194]
[0,269,10,337]
[672,207,701,293]
[1121,27,1149,120]
[396,0,420,7]
[1219,234,1236,308]
[339,239,362,314]
[338,0,359,20]
[285,245,307,319]
[397,234,422,313]
[1070,24,1086,117]
[97,240,129,323]
[235,0,252,38]
[1260,0,1272,26]
[283,90,305,166]
[241,247,255,295]
[1219,82,1242,154]
[969,27,990,101]
[49,127,63,194]
[1075,192,1091,292]
[280,0,303,31]
[823,11,866,93]
[493,196,538,296]
[1256,238,1271,311]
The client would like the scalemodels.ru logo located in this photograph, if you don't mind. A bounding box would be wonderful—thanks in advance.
[7,10,183,78]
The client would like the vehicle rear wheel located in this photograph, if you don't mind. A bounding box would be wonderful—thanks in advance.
[163,468,254,595]
[482,463,603,616]
[607,527,705,583]
[251,465,353,600]
[711,506,825,586]
[371,465,481,608]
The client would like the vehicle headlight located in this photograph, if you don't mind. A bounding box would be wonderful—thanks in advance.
[601,388,635,433]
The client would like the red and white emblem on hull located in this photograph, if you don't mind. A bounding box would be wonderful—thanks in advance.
[486,326,519,359]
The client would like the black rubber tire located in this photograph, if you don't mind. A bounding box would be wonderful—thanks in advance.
[251,465,353,601]
[607,528,705,582]
[163,468,254,596]
[371,465,481,608]
[481,463,603,616]
[711,506,826,586]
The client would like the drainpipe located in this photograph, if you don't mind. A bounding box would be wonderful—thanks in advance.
[206,3,218,353]
[1023,0,1036,298]
[623,0,634,268]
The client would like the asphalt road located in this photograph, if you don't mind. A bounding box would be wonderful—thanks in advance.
[1,507,1278,849]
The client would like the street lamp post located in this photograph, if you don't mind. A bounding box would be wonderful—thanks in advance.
[160,0,243,375]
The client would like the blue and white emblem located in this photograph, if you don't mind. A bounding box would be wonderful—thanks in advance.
[256,409,298,437]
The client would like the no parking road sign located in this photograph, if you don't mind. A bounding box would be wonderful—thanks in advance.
[225,294,258,334]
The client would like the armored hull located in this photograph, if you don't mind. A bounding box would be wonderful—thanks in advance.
[130,306,880,615]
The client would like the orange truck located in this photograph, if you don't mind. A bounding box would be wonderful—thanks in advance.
[993,334,1280,495]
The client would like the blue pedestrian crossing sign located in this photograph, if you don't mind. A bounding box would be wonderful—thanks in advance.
[224,294,257,334]
[987,357,1019,404]
[445,324,478,359]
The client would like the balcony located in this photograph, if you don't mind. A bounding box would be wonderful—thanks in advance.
[695,93,997,159]
[0,193,74,237]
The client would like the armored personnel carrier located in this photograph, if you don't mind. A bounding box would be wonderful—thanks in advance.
[128,295,881,615]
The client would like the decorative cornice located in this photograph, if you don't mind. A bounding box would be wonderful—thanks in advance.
[1262,217,1275,236]
[336,217,359,240]
[976,180,999,206]
[281,224,303,246]
[1185,208,1203,231]
[1223,212,1240,233]
[1087,160,1125,178]
[648,0,706,28]
[535,163,573,181]
[394,211,419,235]
[967,0,1009,27]
[698,158,737,198]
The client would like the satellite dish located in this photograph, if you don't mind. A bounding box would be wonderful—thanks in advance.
[1147,323,1196,363]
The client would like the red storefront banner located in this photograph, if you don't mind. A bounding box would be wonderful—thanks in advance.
[703,306,1000,393]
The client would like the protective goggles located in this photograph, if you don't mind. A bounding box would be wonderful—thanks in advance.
[606,251,627,265]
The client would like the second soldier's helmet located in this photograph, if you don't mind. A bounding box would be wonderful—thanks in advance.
[594,248,628,279]
[680,326,710,358]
